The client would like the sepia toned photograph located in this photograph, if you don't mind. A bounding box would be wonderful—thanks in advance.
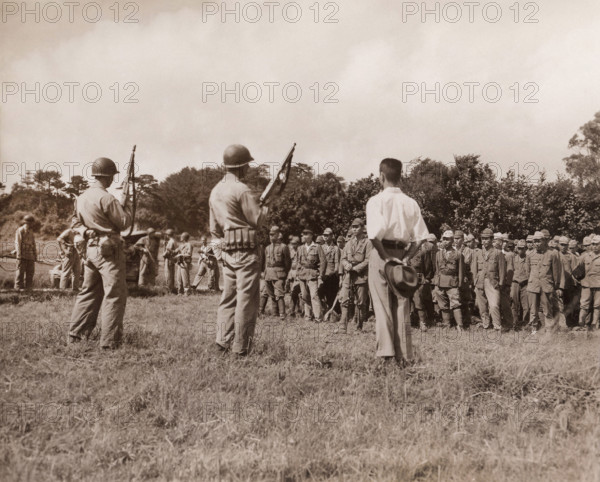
[1,1,600,480]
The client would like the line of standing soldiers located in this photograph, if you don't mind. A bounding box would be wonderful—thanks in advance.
[409,228,599,334]
[259,218,373,333]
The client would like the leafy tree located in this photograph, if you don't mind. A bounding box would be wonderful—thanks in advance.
[563,111,600,188]
[64,175,89,197]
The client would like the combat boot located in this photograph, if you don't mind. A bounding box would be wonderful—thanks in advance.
[278,298,286,320]
[259,295,268,316]
[453,308,464,332]
[335,307,348,334]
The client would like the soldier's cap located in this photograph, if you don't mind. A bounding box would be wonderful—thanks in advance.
[442,230,453,239]
[269,226,280,235]
[583,236,591,246]
[568,240,578,248]
[593,235,600,244]
[337,235,345,242]
[465,234,474,242]
[517,240,527,248]
[453,230,464,238]
[532,231,544,240]
[559,236,570,245]
[165,229,174,236]
[540,229,551,238]
[480,228,493,238]
[23,214,35,223]
[427,233,437,241]
[553,235,561,242]
[506,239,515,247]
[493,232,503,240]
[323,227,333,235]
[316,235,325,243]
[351,218,364,227]
[290,236,301,244]
[526,235,534,242]
[302,228,314,235]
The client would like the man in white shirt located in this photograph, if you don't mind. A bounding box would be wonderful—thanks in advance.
[366,158,430,365]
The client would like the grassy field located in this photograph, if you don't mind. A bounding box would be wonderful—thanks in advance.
[2,252,600,481]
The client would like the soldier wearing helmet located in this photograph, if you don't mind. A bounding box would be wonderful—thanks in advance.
[209,144,269,355]
[57,227,81,291]
[162,229,178,293]
[68,156,132,349]
[193,235,220,292]
[175,232,193,295]
[134,227,160,286]
[14,214,37,290]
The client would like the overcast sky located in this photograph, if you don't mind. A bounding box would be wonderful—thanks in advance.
[1,0,599,190]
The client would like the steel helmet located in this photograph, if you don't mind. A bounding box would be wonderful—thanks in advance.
[223,144,253,168]
[91,157,119,177]
[23,214,35,223]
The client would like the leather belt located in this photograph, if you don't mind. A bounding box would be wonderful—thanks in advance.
[382,239,407,250]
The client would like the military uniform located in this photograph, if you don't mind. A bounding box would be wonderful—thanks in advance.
[175,237,193,294]
[14,220,36,289]
[577,238,600,329]
[163,232,178,293]
[558,237,580,328]
[409,242,435,330]
[320,231,341,312]
[433,233,465,329]
[472,230,506,330]
[209,144,267,355]
[135,232,160,286]
[57,228,81,290]
[339,222,372,332]
[68,171,132,349]
[260,227,292,319]
[297,232,326,322]
[193,240,220,291]
[286,238,303,316]
[501,240,515,327]
[526,232,562,332]
[511,242,530,328]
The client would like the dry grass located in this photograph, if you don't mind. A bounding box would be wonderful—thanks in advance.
[1,287,600,481]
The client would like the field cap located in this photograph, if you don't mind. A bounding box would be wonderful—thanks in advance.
[323,227,333,235]
[442,230,453,239]
[540,229,551,238]
[465,234,474,242]
[568,240,578,248]
[583,236,591,246]
[453,230,464,238]
[302,228,313,235]
[517,240,527,248]
[427,234,437,242]
[269,226,280,235]
[533,231,544,240]
[351,218,364,227]
[559,236,570,245]
[481,229,493,238]
[526,235,533,242]
[493,232,503,240]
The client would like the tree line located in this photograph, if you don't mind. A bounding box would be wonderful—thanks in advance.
[2,111,600,242]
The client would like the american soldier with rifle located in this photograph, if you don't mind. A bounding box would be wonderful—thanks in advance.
[67,147,135,349]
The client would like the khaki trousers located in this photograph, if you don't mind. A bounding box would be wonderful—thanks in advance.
[475,279,502,329]
[68,242,127,348]
[216,249,260,354]
[164,259,176,292]
[299,278,323,322]
[368,248,413,362]
[60,251,81,290]
[15,258,35,289]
